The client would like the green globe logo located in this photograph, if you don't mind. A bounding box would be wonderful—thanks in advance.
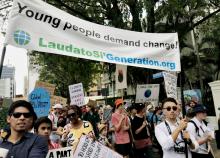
[14,30,31,45]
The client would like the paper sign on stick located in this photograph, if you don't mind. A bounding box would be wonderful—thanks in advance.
[69,83,85,106]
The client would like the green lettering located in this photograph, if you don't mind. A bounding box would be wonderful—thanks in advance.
[48,42,56,49]
[39,38,47,47]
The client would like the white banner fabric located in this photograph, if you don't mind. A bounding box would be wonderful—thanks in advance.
[5,0,181,71]
[68,83,85,106]
[115,64,127,90]
[73,135,123,158]
[163,72,177,99]
[135,84,160,106]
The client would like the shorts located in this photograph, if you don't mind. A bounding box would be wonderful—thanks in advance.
[115,143,131,156]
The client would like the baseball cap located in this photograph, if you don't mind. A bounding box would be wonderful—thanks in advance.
[193,104,207,113]
[115,99,123,108]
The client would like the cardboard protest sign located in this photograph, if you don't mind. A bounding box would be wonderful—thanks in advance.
[35,81,56,96]
[28,87,50,117]
[135,84,160,106]
[73,135,123,158]
[50,95,67,107]
[69,83,85,106]
[46,147,73,158]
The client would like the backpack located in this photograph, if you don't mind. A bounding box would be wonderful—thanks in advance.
[188,120,208,137]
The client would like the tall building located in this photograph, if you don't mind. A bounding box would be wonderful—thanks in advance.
[0,65,16,98]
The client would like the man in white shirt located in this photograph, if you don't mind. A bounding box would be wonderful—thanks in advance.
[155,98,198,158]
[186,104,214,158]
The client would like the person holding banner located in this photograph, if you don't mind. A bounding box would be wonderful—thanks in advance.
[131,103,153,158]
[155,98,198,158]
[111,99,131,158]
[34,117,61,149]
[0,100,48,158]
[61,105,95,148]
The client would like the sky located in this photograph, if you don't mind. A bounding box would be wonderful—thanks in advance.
[0,33,29,95]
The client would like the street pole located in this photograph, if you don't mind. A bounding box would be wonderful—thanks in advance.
[191,29,204,97]
[0,44,6,79]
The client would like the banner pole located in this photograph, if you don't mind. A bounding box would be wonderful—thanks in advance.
[180,71,186,117]
[0,44,7,79]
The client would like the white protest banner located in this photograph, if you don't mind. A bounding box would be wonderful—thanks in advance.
[46,147,73,158]
[69,83,85,106]
[163,72,177,99]
[135,84,160,106]
[5,0,180,71]
[115,64,127,90]
[73,135,123,158]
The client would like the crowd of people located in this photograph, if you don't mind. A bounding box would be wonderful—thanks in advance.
[0,97,218,158]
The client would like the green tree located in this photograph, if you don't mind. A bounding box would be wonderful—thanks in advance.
[29,52,102,98]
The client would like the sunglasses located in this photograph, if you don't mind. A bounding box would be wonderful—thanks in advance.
[164,106,178,111]
[11,112,32,118]
[67,113,77,118]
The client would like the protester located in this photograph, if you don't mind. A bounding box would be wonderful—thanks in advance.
[186,100,197,119]
[83,100,100,138]
[131,103,153,158]
[34,116,61,149]
[48,103,63,130]
[128,104,137,121]
[186,104,215,158]
[98,123,112,148]
[0,100,48,158]
[61,105,94,148]
[155,97,198,158]
[111,99,131,158]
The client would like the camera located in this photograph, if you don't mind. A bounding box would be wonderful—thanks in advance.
[174,145,185,154]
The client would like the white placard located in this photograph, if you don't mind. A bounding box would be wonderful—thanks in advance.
[0,148,9,158]
[73,135,123,158]
[135,84,160,106]
[69,83,85,106]
[163,72,177,99]
[46,147,73,158]
[5,0,181,72]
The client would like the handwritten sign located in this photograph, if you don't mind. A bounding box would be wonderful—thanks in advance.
[69,83,85,106]
[103,108,112,121]
[163,72,177,99]
[46,147,73,158]
[28,88,50,117]
[73,135,123,158]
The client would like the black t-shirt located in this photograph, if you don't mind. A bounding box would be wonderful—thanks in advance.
[131,116,149,140]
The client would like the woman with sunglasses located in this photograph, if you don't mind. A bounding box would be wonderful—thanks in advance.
[61,105,95,148]
[155,98,198,158]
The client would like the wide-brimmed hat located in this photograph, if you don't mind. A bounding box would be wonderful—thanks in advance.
[98,123,107,132]
[193,104,207,113]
